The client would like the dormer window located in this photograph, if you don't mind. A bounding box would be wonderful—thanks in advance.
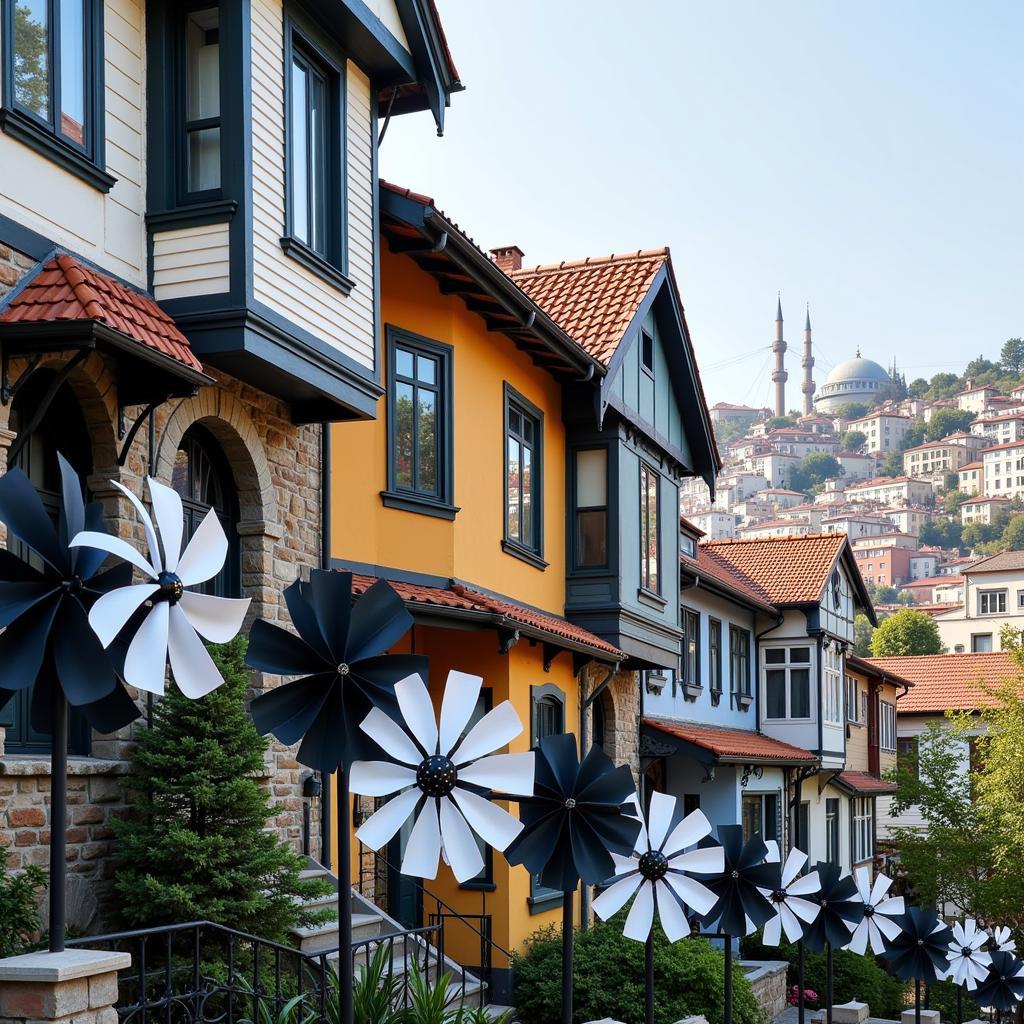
[184,7,220,193]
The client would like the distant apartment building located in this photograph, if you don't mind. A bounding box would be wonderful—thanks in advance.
[853,537,916,587]
[933,551,1024,652]
[881,506,931,536]
[687,509,739,540]
[732,498,776,521]
[736,517,815,539]
[957,384,1001,415]
[846,476,934,507]
[848,412,912,454]
[710,402,770,427]
[766,428,840,458]
[756,487,807,510]
[971,412,1024,445]
[837,450,878,480]
[909,551,939,579]
[903,433,992,486]
[961,495,1012,526]
[900,575,965,606]
[751,451,803,488]
[821,512,901,539]
[982,440,1024,500]
[959,462,983,495]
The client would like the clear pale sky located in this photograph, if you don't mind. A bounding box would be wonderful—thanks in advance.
[378,1,1022,409]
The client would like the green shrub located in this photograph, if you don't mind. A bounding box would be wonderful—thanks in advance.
[0,864,46,957]
[742,933,907,1019]
[926,979,979,1024]
[514,918,766,1024]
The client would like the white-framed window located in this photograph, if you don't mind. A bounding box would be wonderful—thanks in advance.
[763,646,812,720]
[823,645,843,725]
[979,589,1007,615]
[852,797,873,864]
[845,675,861,723]
[879,700,896,752]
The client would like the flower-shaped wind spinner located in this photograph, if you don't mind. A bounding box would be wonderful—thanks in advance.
[946,920,992,991]
[844,866,904,956]
[759,847,821,946]
[351,670,534,882]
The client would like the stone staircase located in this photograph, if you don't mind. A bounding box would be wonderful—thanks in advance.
[289,861,515,1021]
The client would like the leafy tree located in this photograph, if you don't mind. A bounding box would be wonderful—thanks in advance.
[919,518,963,549]
[962,521,996,551]
[834,402,870,421]
[942,489,968,515]
[875,585,898,604]
[839,430,866,452]
[13,3,49,117]
[111,637,331,940]
[768,415,797,429]
[870,608,944,656]
[880,451,903,477]
[0,864,46,957]
[789,452,840,492]
[1002,514,1024,551]
[853,612,877,657]
[896,590,916,606]
[942,471,960,493]
[899,420,927,451]
[924,408,974,441]
[1000,337,1024,377]
[926,372,963,400]
[909,378,929,398]
[964,355,998,380]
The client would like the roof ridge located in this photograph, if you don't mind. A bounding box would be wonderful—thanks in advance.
[55,253,106,321]
[703,532,844,546]
[511,247,670,277]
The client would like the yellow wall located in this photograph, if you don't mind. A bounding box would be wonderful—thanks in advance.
[329,246,567,615]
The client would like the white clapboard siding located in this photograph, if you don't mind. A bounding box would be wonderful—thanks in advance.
[152,223,231,299]
[249,0,376,372]
[0,0,146,285]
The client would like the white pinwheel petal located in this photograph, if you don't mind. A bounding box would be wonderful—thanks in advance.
[610,851,638,875]
[870,871,894,905]
[451,787,523,852]
[787,870,821,897]
[456,752,534,795]
[874,914,904,943]
[178,591,250,643]
[167,604,226,698]
[439,797,484,883]
[450,701,523,766]
[356,788,421,850]
[623,881,656,942]
[845,920,869,956]
[402,800,442,879]
[395,674,439,756]
[438,670,482,756]
[655,880,690,943]
[875,896,905,917]
[764,839,781,864]
[124,602,170,695]
[87,583,160,647]
[789,896,820,924]
[111,479,162,573]
[867,920,890,956]
[669,845,723,875]
[593,873,643,921]
[664,872,717,916]
[70,531,157,579]
[854,865,872,904]
[780,903,804,944]
[360,706,423,767]
[349,761,417,797]
[175,507,228,587]
[781,847,808,889]
[663,807,712,857]
[148,477,184,571]
[646,791,676,853]
[763,912,783,947]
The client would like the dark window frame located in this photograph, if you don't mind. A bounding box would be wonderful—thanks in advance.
[639,460,661,596]
[571,444,609,572]
[502,383,546,569]
[0,0,113,190]
[280,6,352,294]
[382,326,456,520]
[178,2,222,203]
[679,606,700,696]
[709,617,722,701]
[729,624,752,706]
[825,796,840,866]
[640,327,655,377]
[529,683,565,912]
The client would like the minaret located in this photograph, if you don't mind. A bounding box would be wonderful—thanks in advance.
[771,294,787,417]
[801,304,815,416]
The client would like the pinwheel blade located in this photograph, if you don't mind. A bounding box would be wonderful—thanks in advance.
[179,591,250,643]
[283,579,333,661]
[870,870,893,904]
[439,797,485,883]
[876,896,905,917]
[664,872,717,916]
[593,873,643,921]
[780,903,805,944]
[147,478,184,572]
[349,760,416,797]
[646,791,675,853]
[80,681,142,733]
[57,453,85,550]
[307,570,351,662]
[168,604,225,698]
[781,848,808,889]
[295,683,344,774]
[73,501,115,580]
[0,599,59,692]
[124,603,169,694]
[0,580,57,629]
[111,479,162,573]
[395,674,438,756]
[53,598,116,706]
[788,871,821,897]
[663,808,713,858]
[356,787,421,850]
[246,618,326,676]
[451,701,523,766]
[71,531,156,580]
[457,752,535,796]
[0,466,64,570]
[403,800,442,879]
[360,704,424,766]
[846,920,870,956]
[669,845,723,875]
[438,670,482,755]
[623,881,655,942]
[655,879,691,942]
[504,806,565,876]
[87,583,160,648]
[250,674,333,746]
[763,911,783,946]
[854,865,872,903]
[345,578,412,664]
[789,895,820,924]
[175,507,228,587]
[451,787,522,851]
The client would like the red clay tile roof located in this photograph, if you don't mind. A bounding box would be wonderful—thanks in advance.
[687,546,777,613]
[964,550,1024,573]
[349,573,624,662]
[865,652,1019,713]
[644,718,817,764]
[702,533,847,606]
[0,253,203,373]
[845,652,915,689]
[510,249,669,366]
[832,770,897,795]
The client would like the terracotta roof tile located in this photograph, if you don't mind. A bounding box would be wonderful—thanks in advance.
[965,550,1024,573]
[510,249,669,365]
[702,533,847,606]
[833,770,897,795]
[865,652,1019,712]
[688,546,777,612]
[644,718,816,764]
[0,253,203,372]
[349,573,624,661]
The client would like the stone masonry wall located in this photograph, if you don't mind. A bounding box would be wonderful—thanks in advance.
[0,246,326,930]
[583,663,641,783]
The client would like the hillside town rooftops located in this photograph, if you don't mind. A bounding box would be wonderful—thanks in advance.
[900,574,964,588]
[847,411,911,424]
[964,550,1024,573]
[866,651,1018,713]
[981,439,1024,453]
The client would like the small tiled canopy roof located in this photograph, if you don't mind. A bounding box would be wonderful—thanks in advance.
[0,253,205,376]
[350,573,624,663]
[644,718,817,765]
[865,652,1019,713]
[831,770,897,796]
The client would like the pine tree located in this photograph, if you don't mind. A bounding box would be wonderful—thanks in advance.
[111,636,331,940]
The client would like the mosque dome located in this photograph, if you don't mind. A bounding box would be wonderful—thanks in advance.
[814,349,891,414]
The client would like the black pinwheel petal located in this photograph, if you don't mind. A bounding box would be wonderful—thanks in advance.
[0,688,14,714]
[53,598,117,706]
[576,759,636,806]
[351,653,427,705]
[0,467,65,571]
[504,807,565,872]
[976,952,1024,1011]
[57,453,86,552]
[346,578,412,664]
[737,834,770,871]
[569,810,617,886]
[87,561,133,597]
[803,863,865,952]
[583,800,644,856]
[250,673,335,746]
[80,682,142,733]
[0,580,59,628]
[73,501,113,580]
[0,548,39,582]
[295,680,345,775]
[284,579,333,661]
[0,598,59,692]
[246,619,327,676]
[29,664,57,734]
[541,733,580,796]
[308,569,352,662]
[886,908,953,983]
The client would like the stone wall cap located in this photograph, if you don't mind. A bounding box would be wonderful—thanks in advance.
[0,948,131,982]
[0,756,127,777]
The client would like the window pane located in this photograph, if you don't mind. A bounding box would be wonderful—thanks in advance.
[521,445,533,548]
[790,647,811,663]
[417,389,436,493]
[791,668,810,717]
[507,436,520,542]
[188,127,221,192]
[394,382,414,489]
[417,354,436,385]
[576,449,606,507]
[765,648,785,664]
[289,60,308,240]
[186,7,220,190]
[765,670,786,718]
[14,0,49,118]
[764,794,779,841]
[395,347,414,378]
[643,466,658,592]
[577,509,607,567]
[59,0,85,143]
[308,69,327,253]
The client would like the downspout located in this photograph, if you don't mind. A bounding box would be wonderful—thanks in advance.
[320,423,333,870]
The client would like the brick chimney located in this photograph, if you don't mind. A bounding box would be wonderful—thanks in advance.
[491,245,524,273]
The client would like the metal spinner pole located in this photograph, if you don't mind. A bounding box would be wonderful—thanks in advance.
[338,768,353,1024]
[725,937,734,1024]
[798,940,806,1024]
[48,691,68,953]
[562,889,574,1024]
[645,933,655,1024]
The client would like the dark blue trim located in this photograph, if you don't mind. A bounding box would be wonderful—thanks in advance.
[502,381,545,566]
[330,557,451,591]
[370,98,380,378]
[0,215,53,261]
